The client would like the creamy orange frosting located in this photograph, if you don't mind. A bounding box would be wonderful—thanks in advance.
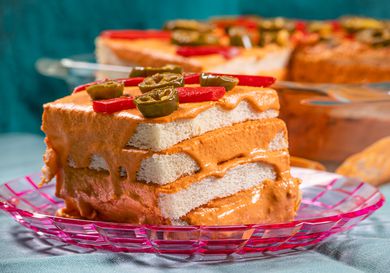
[57,149,291,224]
[158,150,290,194]
[183,178,300,225]
[51,120,291,223]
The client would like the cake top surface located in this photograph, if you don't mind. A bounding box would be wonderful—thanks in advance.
[44,83,279,124]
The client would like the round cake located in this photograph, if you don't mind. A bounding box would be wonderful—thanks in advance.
[289,41,390,83]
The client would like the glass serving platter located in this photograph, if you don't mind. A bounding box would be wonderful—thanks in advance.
[0,168,384,261]
[36,54,131,89]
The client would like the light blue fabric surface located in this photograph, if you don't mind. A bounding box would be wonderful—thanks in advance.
[0,134,389,273]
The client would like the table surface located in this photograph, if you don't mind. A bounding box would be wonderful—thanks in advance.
[0,133,389,273]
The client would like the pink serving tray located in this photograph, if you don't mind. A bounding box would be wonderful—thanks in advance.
[0,168,384,261]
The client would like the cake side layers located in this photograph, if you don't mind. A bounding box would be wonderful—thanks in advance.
[157,149,290,220]
[128,101,278,151]
[56,150,290,224]
[83,118,288,185]
[159,162,275,220]
[42,85,279,183]
[181,178,300,226]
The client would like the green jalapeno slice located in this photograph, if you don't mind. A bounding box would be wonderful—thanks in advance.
[228,27,253,48]
[164,19,212,33]
[129,65,183,77]
[171,30,218,46]
[200,73,238,91]
[341,16,383,33]
[134,86,179,118]
[86,80,124,100]
[260,17,294,32]
[138,72,184,93]
[356,28,390,48]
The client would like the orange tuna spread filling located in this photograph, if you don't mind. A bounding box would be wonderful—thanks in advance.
[183,178,300,226]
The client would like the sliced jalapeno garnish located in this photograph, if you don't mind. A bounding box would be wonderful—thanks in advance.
[259,17,294,32]
[86,80,124,100]
[171,30,218,46]
[134,86,179,118]
[129,65,183,78]
[228,27,253,48]
[340,16,383,33]
[200,73,239,91]
[258,17,295,47]
[356,28,390,48]
[309,21,333,40]
[163,19,212,32]
[138,72,184,93]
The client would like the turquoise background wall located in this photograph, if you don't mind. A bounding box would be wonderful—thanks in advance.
[1,0,389,134]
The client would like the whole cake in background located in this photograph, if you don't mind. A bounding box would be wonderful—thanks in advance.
[40,68,300,225]
[96,16,390,83]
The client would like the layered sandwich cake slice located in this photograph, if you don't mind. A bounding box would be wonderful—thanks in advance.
[41,70,300,225]
[96,35,291,78]
[96,18,292,79]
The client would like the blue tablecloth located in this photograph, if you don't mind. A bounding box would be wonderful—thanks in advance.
[0,133,389,273]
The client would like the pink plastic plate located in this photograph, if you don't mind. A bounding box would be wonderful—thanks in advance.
[0,168,384,260]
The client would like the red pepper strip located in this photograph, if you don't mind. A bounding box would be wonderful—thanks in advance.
[184,73,200,84]
[235,17,259,29]
[295,20,307,33]
[100,30,171,40]
[214,17,259,30]
[185,73,275,87]
[177,87,225,103]
[73,83,92,93]
[202,73,275,87]
[73,77,145,93]
[331,20,341,32]
[345,33,355,40]
[122,77,145,86]
[93,97,136,114]
[233,74,276,87]
[176,46,240,59]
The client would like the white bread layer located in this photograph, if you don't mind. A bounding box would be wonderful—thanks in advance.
[137,131,287,185]
[85,131,287,185]
[95,38,134,79]
[158,161,276,220]
[128,101,278,151]
[48,100,278,153]
[208,48,291,75]
[137,153,199,185]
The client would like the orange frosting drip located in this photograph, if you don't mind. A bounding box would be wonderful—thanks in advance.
[183,178,300,226]
[158,150,290,194]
